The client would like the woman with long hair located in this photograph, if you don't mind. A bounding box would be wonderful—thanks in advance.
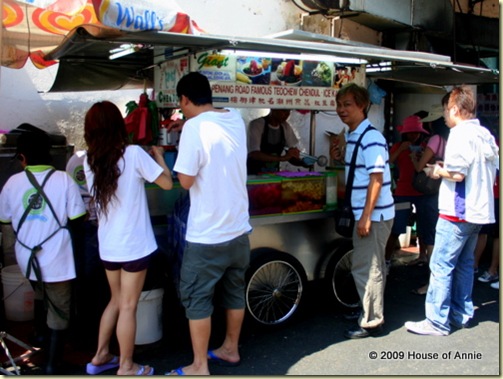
[83,101,173,376]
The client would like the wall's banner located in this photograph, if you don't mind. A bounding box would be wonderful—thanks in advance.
[155,51,366,110]
[94,0,204,33]
[2,0,204,69]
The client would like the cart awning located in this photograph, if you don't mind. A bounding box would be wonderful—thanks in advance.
[43,27,498,92]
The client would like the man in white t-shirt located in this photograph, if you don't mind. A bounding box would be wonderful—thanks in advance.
[405,85,499,336]
[167,72,251,376]
[0,130,86,373]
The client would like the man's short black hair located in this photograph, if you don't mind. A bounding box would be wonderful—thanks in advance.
[176,72,213,106]
[16,128,52,165]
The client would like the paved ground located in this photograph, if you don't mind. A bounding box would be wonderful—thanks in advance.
[1,245,500,375]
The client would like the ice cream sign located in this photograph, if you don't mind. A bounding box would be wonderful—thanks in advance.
[95,0,203,33]
[191,52,236,82]
[155,51,365,110]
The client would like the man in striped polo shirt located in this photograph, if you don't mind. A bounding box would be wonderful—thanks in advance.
[331,83,395,339]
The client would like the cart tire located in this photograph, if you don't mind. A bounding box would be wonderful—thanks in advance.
[325,245,361,310]
[245,250,307,326]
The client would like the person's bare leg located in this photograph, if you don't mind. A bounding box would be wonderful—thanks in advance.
[90,269,120,366]
[425,244,434,262]
[408,237,428,265]
[385,234,399,261]
[474,233,488,271]
[173,318,211,375]
[487,237,500,275]
[115,269,152,376]
[209,308,244,363]
[413,244,434,295]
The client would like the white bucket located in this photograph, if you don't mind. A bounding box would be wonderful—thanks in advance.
[1,265,34,321]
[398,226,412,248]
[135,288,164,345]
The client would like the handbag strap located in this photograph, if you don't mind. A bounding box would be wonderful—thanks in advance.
[344,125,375,206]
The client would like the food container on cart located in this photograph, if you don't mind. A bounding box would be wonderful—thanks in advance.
[275,171,326,214]
[247,175,282,216]
[324,171,337,209]
[327,166,346,201]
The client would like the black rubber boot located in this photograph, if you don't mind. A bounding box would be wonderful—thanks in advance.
[45,329,66,375]
[29,299,48,348]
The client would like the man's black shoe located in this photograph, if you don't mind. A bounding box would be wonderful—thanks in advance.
[344,325,383,339]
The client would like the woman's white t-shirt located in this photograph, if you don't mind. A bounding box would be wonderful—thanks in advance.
[84,145,163,262]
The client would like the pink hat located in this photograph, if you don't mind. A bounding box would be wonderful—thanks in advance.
[397,115,429,135]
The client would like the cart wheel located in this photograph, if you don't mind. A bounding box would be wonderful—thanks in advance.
[245,250,307,326]
[325,245,361,310]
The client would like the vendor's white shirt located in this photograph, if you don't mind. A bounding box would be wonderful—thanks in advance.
[66,150,97,220]
[0,166,86,282]
[174,109,251,244]
[84,145,163,262]
[439,119,499,224]
[248,117,299,152]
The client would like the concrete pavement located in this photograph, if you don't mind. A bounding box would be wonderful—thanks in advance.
[1,246,499,375]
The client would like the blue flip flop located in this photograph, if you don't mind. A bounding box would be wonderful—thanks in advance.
[86,355,120,375]
[165,367,185,375]
[207,350,240,367]
[136,365,154,376]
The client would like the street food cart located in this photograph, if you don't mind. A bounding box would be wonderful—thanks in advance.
[150,48,373,326]
[42,28,498,327]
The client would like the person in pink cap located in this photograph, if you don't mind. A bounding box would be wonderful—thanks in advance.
[385,115,430,276]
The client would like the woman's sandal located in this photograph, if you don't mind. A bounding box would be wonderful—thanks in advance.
[411,284,429,296]
[407,257,428,266]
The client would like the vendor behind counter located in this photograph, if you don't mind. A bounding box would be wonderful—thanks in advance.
[247,109,309,174]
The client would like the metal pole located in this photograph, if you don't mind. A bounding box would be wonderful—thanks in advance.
[309,110,317,171]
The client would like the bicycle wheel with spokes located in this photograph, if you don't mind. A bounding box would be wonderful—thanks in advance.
[245,250,307,326]
[326,247,361,309]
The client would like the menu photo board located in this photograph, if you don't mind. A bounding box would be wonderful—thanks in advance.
[209,56,365,110]
[155,51,366,110]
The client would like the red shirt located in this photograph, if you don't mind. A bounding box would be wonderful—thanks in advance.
[391,141,426,197]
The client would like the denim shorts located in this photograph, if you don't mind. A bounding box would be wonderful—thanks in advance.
[391,197,414,235]
[392,195,438,245]
[101,253,153,272]
[179,233,250,320]
[479,198,500,238]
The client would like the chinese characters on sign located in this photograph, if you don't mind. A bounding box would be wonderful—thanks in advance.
[155,52,365,110]
[211,83,338,109]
